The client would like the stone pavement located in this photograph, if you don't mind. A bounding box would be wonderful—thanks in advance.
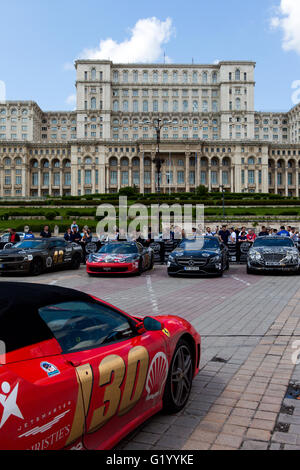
[2,263,300,450]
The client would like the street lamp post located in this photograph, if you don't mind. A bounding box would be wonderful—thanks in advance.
[220,184,225,219]
[152,118,165,194]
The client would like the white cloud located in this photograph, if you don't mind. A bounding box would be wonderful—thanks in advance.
[79,17,174,63]
[271,0,300,55]
[66,94,76,108]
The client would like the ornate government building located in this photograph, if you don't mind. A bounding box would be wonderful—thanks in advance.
[0,60,300,197]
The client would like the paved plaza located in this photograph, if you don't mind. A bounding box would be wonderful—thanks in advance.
[2,264,300,450]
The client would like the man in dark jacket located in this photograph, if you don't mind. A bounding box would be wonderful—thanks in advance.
[40,225,52,238]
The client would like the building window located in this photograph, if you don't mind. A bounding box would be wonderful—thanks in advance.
[177,171,184,184]
[85,170,91,185]
[110,171,117,185]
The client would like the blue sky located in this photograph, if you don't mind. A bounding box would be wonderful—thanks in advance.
[0,0,299,112]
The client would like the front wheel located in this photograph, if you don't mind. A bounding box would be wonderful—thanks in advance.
[29,258,43,276]
[163,339,194,413]
[70,254,81,270]
[247,265,255,274]
[148,255,154,271]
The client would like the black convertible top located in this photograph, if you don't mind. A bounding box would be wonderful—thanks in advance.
[0,282,92,353]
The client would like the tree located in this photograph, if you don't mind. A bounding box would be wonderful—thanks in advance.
[119,186,139,197]
[195,185,209,197]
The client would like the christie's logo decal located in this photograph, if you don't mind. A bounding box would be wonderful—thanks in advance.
[0,381,24,428]
[18,410,70,438]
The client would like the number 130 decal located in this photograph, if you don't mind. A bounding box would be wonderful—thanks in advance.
[66,346,150,445]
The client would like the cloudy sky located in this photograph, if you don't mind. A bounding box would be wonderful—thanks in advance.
[0,0,299,112]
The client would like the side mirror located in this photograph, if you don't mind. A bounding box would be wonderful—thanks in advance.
[143,316,163,331]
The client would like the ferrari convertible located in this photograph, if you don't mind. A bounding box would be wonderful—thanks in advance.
[0,282,200,450]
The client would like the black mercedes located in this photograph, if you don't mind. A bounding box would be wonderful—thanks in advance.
[167,236,229,277]
[0,238,83,276]
[247,236,300,274]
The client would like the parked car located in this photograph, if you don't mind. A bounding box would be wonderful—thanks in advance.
[247,236,300,274]
[0,238,82,275]
[167,236,229,277]
[0,232,25,249]
[0,282,201,450]
[86,241,154,275]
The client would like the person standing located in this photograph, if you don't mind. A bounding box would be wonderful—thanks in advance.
[64,227,72,242]
[23,230,34,240]
[205,227,214,237]
[237,228,248,262]
[70,227,82,244]
[229,227,237,244]
[259,226,269,236]
[9,228,20,244]
[277,226,290,237]
[218,225,231,245]
[71,220,79,232]
[246,229,256,243]
[40,225,52,238]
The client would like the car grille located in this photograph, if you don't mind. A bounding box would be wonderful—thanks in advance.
[263,253,286,263]
[89,266,129,273]
[0,257,23,262]
[177,258,208,267]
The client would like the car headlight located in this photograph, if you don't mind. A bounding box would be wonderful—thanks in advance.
[168,255,177,264]
[210,255,221,263]
[249,251,262,261]
[23,254,33,261]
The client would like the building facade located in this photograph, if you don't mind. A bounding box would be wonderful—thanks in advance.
[0,60,300,197]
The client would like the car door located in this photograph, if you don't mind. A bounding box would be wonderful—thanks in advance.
[48,240,68,267]
[0,339,84,450]
[39,299,169,450]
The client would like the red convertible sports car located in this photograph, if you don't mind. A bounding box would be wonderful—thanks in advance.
[86,241,154,275]
[0,282,201,450]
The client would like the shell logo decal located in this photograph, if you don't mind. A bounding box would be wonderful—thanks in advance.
[145,352,169,401]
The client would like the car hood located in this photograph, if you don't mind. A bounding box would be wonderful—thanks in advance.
[89,253,138,263]
[171,249,220,257]
[0,248,43,256]
[251,246,297,254]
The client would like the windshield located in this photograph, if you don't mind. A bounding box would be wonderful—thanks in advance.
[13,240,47,250]
[253,238,295,248]
[99,243,138,254]
[178,238,220,251]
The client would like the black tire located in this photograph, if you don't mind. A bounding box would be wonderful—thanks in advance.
[247,265,255,274]
[29,258,43,276]
[137,259,143,276]
[163,338,194,413]
[225,258,230,270]
[70,254,81,270]
[148,255,154,271]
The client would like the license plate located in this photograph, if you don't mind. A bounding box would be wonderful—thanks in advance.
[265,262,278,266]
[184,267,200,271]
[103,267,111,271]
[0,264,4,268]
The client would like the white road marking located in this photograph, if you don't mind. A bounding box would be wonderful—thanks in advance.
[146,275,159,314]
[230,275,251,287]
[48,280,58,285]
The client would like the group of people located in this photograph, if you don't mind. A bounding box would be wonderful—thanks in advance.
[210,224,299,245]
